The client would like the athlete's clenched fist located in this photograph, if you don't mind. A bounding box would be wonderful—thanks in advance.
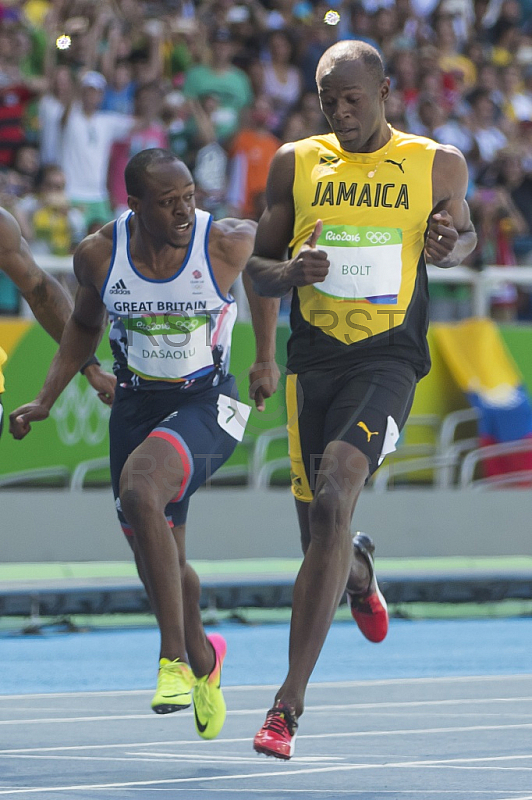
[285,220,330,286]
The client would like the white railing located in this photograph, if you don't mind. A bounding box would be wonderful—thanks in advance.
[33,255,532,321]
[426,264,532,317]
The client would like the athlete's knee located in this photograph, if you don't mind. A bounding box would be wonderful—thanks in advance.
[308,484,350,544]
[119,480,163,525]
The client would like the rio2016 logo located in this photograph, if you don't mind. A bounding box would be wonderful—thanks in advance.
[366,231,391,244]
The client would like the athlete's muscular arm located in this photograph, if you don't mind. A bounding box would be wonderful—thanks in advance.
[212,217,281,409]
[0,208,115,404]
[9,234,111,440]
[247,145,330,297]
[0,208,73,341]
[425,146,477,268]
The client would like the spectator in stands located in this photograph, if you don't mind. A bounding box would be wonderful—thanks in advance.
[256,30,302,137]
[409,92,445,137]
[467,87,508,178]
[101,59,136,116]
[341,2,380,50]
[12,142,40,195]
[385,91,409,130]
[496,148,532,263]
[298,2,340,92]
[226,95,280,220]
[184,27,253,144]
[372,6,402,63]
[17,164,85,257]
[38,65,73,166]
[162,90,193,161]
[389,50,420,112]
[469,184,527,320]
[61,71,136,227]
[433,11,477,90]
[500,63,532,124]
[108,82,168,213]
[0,74,39,168]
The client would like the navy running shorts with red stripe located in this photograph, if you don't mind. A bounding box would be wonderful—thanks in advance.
[109,374,239,533]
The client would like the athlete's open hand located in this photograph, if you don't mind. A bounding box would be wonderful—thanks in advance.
[9,401,50,440]
[286,220,330,286]
[425,210,459,264]
[84,364,116,405]
[249,360,281,412]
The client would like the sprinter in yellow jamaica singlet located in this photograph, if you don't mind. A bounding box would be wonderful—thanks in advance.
[247,40,477,760]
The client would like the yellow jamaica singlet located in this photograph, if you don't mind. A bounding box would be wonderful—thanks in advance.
[0,346,6,393]
[287,127,438,378]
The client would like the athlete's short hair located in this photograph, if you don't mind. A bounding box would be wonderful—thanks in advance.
[125,148,181,198]
[316,41,385,87]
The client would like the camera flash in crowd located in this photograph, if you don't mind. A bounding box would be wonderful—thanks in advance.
[323,10,340,25]
[56,34,72,50]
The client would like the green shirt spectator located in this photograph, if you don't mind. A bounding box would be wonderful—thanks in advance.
[183,28,252,143]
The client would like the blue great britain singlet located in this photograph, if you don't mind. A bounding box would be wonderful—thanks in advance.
[101,209,237,391]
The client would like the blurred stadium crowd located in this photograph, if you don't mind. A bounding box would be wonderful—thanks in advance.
[0,0,532,319]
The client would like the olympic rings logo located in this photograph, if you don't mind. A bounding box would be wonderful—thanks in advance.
[50,364,111,446]
[366,231,391,244]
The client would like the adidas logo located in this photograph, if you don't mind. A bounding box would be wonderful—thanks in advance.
[109,279,130,295]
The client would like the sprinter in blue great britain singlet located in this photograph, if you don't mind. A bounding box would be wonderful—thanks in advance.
[248,41,477,759]
[10,149,279,742]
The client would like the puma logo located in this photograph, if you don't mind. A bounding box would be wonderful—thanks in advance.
[357,421,379,442]
[384,158,406,173]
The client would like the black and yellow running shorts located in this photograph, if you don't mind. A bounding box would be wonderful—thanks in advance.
[286,360,417,502]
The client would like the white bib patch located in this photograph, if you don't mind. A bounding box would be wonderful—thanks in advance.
[378,415,400,466]
[316,224,403,304]
[125,314,214,381]
[216,395,251,441]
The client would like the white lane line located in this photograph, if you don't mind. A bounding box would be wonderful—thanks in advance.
[1,753,532,795]
[2,696,532,727]
[1,753,341,765]
[1,673,531,702]
[3,752,531,769]
[1,721,532,756]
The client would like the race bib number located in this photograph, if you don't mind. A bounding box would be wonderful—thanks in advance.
[316,224,403,304]
[124,314,214,381]
[216,395,251,441]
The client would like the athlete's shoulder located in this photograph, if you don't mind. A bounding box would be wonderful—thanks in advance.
[0,206,21,252]
[392,128,439,152]
[211,216,257,240]
[210,216,257,268]
[292,133,338,157]
[73,221,115,279]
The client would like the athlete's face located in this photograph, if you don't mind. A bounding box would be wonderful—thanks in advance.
[317,59,389,153]
[131,161,196,248]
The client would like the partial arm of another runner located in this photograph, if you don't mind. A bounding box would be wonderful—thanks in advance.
[243,270,281,412]
[0,208,115,404]
[247,145,330,298]
[9,234,112,439]
[425,146,477,268]
[212,217,280,410]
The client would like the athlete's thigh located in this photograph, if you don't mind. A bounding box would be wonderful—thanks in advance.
[109,388,186,535]
[109,388,166,500]
[286,371,331,503]
[324,360,417,475]
[151,377,241,526]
